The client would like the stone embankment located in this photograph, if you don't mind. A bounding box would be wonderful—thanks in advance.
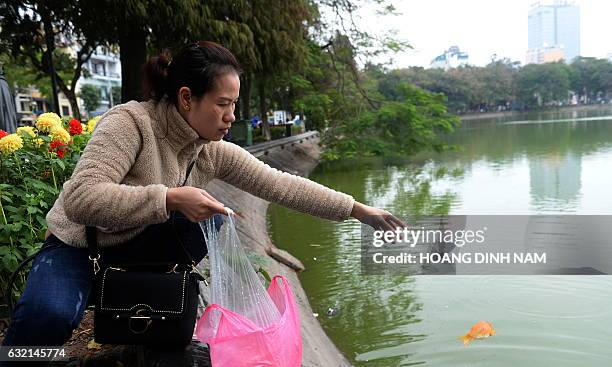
[206,131,353,367]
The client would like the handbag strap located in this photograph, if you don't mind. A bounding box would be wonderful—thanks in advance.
[87,160,197,273]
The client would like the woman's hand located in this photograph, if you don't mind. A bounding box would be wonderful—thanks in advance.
[166,186,227,222]
[351,201,407,231]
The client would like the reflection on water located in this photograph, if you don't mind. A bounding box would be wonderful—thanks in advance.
[529,152,581,212]
[268,107,612,366]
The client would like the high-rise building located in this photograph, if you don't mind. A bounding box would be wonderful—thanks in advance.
[527,0,580,64]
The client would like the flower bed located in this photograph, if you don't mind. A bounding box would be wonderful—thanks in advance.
[0,113,100,304]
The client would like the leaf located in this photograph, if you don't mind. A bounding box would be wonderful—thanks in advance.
[8,214,25,222]
[1,196,14,204]
[56,160,65,170]
[36,216,47,228]
[24,178,57,194]
[3,206,20,213]
[257,267,272,284]
[87,339,103,350]
[3,253,18,273]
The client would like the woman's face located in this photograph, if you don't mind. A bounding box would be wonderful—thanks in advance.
[180,72,240,141]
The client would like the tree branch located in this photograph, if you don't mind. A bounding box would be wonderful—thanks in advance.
[71,42,97,91]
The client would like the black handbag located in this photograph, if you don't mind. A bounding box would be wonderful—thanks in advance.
[87,161,205,346]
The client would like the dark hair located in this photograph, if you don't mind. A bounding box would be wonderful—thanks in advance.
[142,41,241,104]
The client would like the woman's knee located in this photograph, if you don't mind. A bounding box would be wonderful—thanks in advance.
[19,292,85,329]
[5,295,84,346]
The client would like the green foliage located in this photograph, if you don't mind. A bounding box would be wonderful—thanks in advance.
[0,0,105,119]
[570,57,612,103]
[377,58,612,113]
[0,116,92,305]
[516,62,572,108]
[79,84,101,114]
[322,83,460,160]
[284,41,337,131]
[294,93,333,131]
[0,54,51,97]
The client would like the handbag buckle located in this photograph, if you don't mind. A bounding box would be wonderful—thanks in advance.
[88,254,101,275]
[128,307,153,334]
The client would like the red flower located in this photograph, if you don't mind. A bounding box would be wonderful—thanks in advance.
[0,130,8,138]
[69,118,83,135]
[49,140,68,158]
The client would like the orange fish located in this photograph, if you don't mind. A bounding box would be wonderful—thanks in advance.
[459,321,496,345]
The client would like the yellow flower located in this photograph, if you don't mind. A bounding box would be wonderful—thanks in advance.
[87,116,101,133]
[36,112,62,132]
[17,126,36,138]
[81,123,87,132]
[49,126,71,144]
[34,138,44,147]
[0,134,24,154]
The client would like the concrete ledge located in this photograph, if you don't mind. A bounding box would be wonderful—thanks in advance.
[206,132,353,367]
[247,131,319,157]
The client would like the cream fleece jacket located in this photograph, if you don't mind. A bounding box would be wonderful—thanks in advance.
[45,100,354,247]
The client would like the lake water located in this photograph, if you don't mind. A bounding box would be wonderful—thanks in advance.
[267,107,612,366]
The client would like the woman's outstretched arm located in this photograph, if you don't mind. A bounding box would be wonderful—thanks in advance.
[210,141,405,230]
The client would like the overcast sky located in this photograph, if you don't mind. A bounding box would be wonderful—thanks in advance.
[356,0,612,68]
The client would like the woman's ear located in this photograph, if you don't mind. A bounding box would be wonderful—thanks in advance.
[178,87,192,111]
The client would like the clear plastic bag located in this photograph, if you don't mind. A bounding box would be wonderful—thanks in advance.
[199,212,280,327]
[196,211,302,367]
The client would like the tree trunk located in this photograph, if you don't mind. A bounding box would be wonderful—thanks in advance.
[240,73,252,120]
[119,22,147,102]
[55,75,82,120]
[41,12,60,114]
[64,89,81,121]
[258,77,271,141]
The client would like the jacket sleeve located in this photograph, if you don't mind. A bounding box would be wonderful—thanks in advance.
[61,106,169,230]
[211,141,354,221]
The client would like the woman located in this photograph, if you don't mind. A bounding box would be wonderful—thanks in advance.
[2,41,403,348]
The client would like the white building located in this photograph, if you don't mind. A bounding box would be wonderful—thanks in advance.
[430,46,469,69]
[12,46,122,124]
[527,0,580,64]
[77,47,122,116]
[14,89,74,125]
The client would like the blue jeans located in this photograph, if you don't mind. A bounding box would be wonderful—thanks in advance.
[2,213,220,350]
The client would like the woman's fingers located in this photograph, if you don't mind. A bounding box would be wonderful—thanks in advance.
[387,214,408,229]
[202,198,226,215]
[380,218,396,232]
[197,190,227,215]
[199,189,222,204]
[360,207,408,232]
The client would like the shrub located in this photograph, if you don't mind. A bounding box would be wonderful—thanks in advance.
[0,113,100,306]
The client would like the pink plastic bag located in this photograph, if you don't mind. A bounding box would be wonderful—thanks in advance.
[195,276,302,367]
